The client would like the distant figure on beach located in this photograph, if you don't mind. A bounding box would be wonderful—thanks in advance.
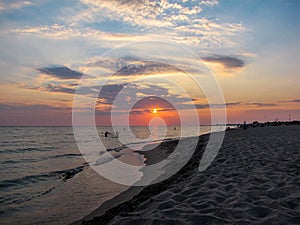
[243,121,247,130]
[105,131,110,137]
[105,131,118,138]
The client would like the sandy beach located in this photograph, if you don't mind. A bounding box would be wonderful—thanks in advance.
[78,125,300,225]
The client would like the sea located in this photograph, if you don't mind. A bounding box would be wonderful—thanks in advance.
[0,126,228,225]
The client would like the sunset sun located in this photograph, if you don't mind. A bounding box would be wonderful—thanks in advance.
[152,108,157,114]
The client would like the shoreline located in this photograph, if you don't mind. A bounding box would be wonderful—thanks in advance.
[71,131,214,225]
[72,133,211,225]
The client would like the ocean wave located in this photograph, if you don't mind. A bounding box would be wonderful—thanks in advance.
[1,158,39,164]
[0,146,54,154]
[0,164,87,189]
[0,186,56,205]
[0,153,83,165]
[48,153,83,159]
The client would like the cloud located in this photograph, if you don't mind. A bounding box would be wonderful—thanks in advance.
[194,102,240,109]
[131,96,175,108]
[0,103,70,111]
[82,58,188,77]
[226,102,242,107]
[42,79,184,111]
[277,99,300,104]
[98,84,125,104]
[46,84,76,94]
[33,62,181,106]
[114,61,181,76]
[125,101,249,112]
[52,0,244,48]
[193,102,277,109]
[0,0,32,11]
[77,0,220,29]
[202,55,245,69]
[6,0,246,49]
[130,107,175,114]
[290,99,300,103]
[97,83,174,109]
[2,0,246,52]
[36,66,83,80]
[45,82,126,105]
[245,102,277,107]
[129,96,177,114]
[78,0,174,28]
[8,21,244,48]
[8,24,149,46]
[91,57,128,71]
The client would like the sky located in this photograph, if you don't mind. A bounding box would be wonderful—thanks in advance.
[0,0,299,126]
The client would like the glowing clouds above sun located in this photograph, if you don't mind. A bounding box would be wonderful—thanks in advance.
[129,96,180,126]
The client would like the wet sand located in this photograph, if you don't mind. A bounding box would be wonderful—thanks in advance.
[78,125,300,225]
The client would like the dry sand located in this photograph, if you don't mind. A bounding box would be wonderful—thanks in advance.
[81,125,300,225]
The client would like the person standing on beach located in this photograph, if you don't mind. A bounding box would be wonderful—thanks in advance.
[243,121,247,130]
